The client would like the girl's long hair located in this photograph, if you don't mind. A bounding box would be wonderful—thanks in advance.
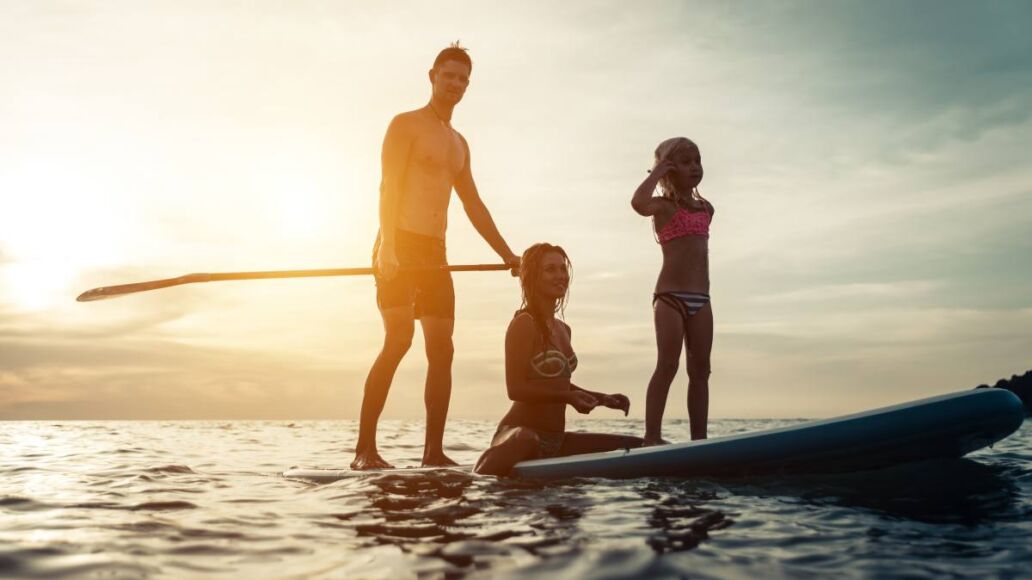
[517,243,572,348]
[654,137,709,210]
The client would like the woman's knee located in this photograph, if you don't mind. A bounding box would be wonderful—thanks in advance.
[510,427,540,448]
[475,430,538,476]
[513,425,540,441]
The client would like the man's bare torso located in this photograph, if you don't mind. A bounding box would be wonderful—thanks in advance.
[395,108,467,239]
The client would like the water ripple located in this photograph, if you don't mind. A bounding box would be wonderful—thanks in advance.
[0,419,1028,578]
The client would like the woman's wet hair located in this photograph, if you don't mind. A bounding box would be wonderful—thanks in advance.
[654,137,705,208]
[517,243,572,346]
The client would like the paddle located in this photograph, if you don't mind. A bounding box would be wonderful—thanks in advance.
[76,263,511,302]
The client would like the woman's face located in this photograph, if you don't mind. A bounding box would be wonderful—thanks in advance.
[534,251,570,301]
[668,144,704,191]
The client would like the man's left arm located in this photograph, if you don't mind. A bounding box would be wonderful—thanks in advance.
[454,135,520,270]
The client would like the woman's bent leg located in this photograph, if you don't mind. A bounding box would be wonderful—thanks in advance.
[685,302,713,440]
[559,432,644,456]
[473,427,541,477]
[645,300,686,445]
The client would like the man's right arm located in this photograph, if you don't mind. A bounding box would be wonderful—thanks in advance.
[376,115,413,278]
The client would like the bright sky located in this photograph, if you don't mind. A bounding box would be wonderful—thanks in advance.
[2,1,1030,420]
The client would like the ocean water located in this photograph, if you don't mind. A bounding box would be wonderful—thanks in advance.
[2,417,1029,579]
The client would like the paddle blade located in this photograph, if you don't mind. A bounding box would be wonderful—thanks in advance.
[76,276,198,302]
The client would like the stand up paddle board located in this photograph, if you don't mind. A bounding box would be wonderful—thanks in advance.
[284,389,1024,482]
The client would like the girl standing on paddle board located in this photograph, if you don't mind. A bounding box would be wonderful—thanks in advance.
[632,137,714,444]
[474,243,642,476]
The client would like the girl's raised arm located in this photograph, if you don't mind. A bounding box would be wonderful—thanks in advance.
[631,159,676,216]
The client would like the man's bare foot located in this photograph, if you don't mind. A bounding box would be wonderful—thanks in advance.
[642,436,671,447]
[350,450,394,470]
[421,451,459,468]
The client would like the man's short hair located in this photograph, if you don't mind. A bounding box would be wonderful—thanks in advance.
[433,42,472,73]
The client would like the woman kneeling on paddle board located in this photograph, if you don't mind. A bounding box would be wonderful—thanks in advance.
[474,243,642,476]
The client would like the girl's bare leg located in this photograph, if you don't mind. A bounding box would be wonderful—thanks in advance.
[644,301,685,445]
[684,302,713,440]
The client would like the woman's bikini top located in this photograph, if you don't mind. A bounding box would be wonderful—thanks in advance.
[517,312,578,379]
[656,202,712,244]
[530,349,578,379]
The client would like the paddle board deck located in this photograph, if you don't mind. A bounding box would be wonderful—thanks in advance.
[284,389,1024,482]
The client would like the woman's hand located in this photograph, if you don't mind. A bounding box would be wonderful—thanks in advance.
[600,393,630,416]
[566,390,599,414]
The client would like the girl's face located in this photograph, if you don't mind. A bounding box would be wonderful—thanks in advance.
[534,251,570,301]
[668,144,704,191]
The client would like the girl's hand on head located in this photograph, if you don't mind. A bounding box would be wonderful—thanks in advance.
[650,158,676,178]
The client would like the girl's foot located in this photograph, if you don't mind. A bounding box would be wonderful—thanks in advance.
[421,451,459,468]
[642,436,670,447]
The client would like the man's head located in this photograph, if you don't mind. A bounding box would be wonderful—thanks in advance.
[429,43,471,106]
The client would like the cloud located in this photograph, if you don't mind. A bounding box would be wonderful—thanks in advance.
[752,280,941,305]
[3,2,1030,421]
[713,305,1032,416]
[0,334,366,420]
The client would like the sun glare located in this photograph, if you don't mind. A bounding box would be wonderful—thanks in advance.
[2,262,74,311]
[273,191,328,241]
[1,164,129,310]
[250,154,347,246]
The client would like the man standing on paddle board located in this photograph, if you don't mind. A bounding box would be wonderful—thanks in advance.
[352,44,521,470]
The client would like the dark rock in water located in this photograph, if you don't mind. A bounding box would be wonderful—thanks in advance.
[976,369,1032,416]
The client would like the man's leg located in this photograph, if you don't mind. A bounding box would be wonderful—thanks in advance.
[351,306,415,470]
[419,316,457,466]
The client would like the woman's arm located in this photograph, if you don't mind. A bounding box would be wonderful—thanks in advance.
[571,384,630,416]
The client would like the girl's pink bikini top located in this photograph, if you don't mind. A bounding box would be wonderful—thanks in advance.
[656,204,712,243]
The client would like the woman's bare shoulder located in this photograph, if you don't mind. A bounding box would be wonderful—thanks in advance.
[508,311,535,332]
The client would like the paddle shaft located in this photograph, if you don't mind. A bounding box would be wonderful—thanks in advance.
[77,263,511,302]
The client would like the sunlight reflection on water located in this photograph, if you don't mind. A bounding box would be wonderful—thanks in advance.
[1,419,1029,578]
